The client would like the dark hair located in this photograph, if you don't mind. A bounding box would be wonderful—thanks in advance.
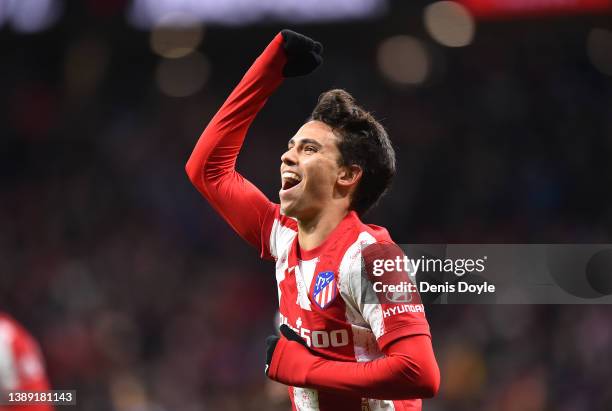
[310,89,395,215]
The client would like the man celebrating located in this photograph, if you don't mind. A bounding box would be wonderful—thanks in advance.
[186,30,439,410]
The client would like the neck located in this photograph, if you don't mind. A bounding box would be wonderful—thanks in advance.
[297,207,349,251]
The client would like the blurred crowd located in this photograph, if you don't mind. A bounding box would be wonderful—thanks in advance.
[1,1,611,410]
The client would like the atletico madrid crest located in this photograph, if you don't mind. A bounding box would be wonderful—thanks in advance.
[312,271,337,309]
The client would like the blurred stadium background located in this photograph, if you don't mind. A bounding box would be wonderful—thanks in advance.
[1,0,612,410]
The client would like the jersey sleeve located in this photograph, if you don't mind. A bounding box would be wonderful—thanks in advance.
[185,33,287,260]
[350,242,431,350]
[268,333,440,400]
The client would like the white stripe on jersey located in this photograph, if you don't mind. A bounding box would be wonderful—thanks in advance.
[300,258,318,289]
[269,217,297,260]
[367,399,396,410]
[337,232,396,411]
[271,218,297,305]
[275,253,288,305]
[0,320,18,390]
[337,231,386,340]
[295,264,313,311]
[293,386,320,410]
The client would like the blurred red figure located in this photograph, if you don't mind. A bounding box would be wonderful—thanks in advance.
[0,313,53,411]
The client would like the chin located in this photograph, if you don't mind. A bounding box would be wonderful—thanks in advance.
[280,202,297,218]
[279,190,300,217]
[281,197,309,219]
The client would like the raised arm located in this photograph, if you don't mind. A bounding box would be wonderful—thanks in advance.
[185,31,323,255]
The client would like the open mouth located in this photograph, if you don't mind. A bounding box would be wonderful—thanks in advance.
[281,171,302,191]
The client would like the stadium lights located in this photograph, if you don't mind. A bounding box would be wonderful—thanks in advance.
[127,0,388,28]
[0,0,62,33]
[156,51,210,97]
[424,1,475,48]
[150,13,205,59]
[377,35,431,86]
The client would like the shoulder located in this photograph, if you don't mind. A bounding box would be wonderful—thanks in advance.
[362,220,394,244]
[337,217,395,277]
[0,313,18,339]
[336,216,403,284]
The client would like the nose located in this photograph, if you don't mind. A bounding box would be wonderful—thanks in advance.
[281,147,297,166]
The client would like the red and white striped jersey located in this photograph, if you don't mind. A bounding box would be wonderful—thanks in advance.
[261,206,430,411]
[185,32,436,411]
[0,313,53,411]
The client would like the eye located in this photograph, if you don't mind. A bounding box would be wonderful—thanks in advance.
[304,145,317,153]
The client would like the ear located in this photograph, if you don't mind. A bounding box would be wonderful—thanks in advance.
[337,164,362,188]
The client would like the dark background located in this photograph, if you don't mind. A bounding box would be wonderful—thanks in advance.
[1,0,611,410]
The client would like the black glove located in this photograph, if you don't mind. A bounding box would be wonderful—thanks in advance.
[280,29,324,77]
[265,324,309,375]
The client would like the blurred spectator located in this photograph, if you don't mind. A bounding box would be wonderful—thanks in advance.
[0,313,53,411]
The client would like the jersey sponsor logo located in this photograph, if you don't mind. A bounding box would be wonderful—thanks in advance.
[279,314,350,348]
[382,304,425,318]
[312,271,337,309]
[385,289,414,303]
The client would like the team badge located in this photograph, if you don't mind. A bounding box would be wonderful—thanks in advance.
[312,271,337,309]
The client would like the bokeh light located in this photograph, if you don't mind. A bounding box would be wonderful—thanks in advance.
[128,0,387,28]
[7,0,62,33]
[150,12,205,59]
[156,52,210,97]
[441,344,487,400]
[377,35,430,85]
[0,1,9,27]
[587,28,612,76]
[424,1,475,48]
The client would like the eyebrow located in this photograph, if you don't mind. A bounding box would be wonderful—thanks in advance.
[287,138,323,148]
